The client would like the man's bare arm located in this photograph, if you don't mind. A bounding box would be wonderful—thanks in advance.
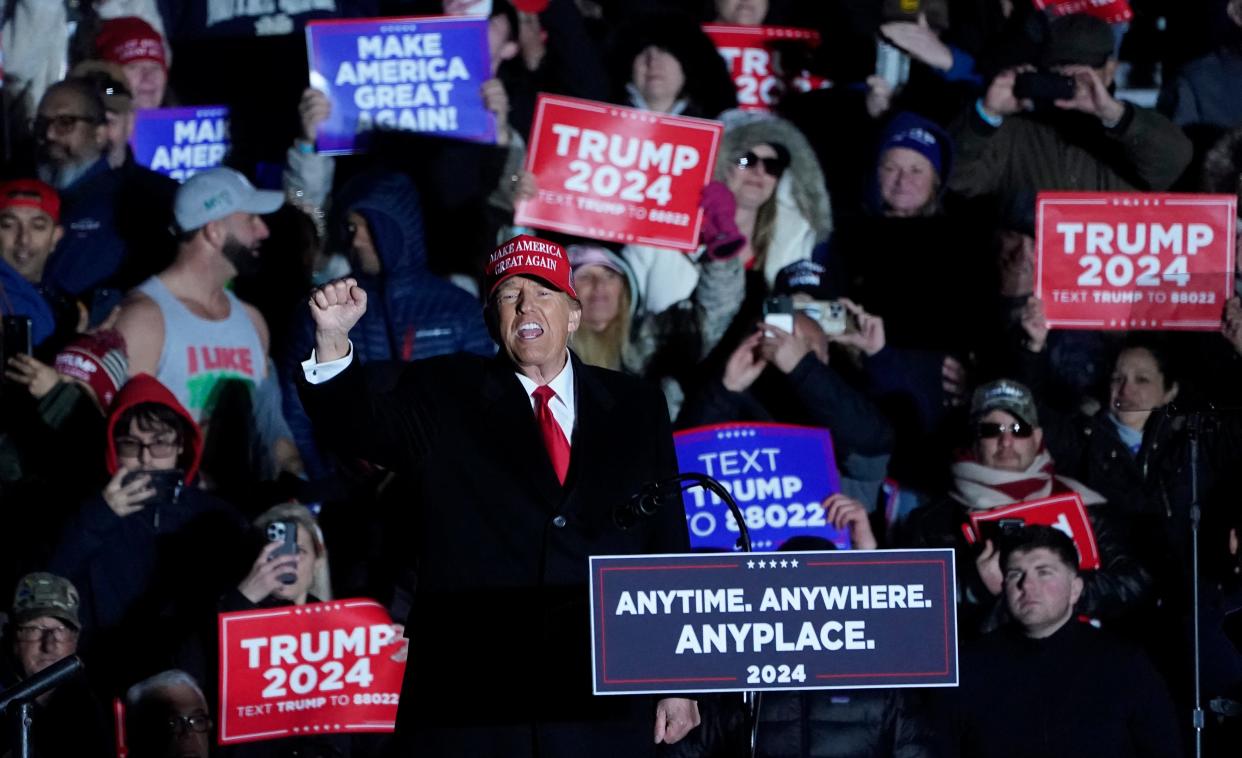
[113,293,164,377]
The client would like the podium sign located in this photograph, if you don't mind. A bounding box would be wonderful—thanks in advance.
[590,549,957,694]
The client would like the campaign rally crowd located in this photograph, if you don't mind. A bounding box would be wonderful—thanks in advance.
[3,0,1242,756]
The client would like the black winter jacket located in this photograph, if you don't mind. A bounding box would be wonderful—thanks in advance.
[902,494,1151,635]
[665,689,934,758]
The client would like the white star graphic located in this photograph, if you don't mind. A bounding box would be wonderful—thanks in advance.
[780,559,789,568]
[790,559,799,568]
[747,560,755,569]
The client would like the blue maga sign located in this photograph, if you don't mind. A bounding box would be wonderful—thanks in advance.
[590,549,958,695]
[306,16,495,155]
[130,106,230,181]
[675,423,847,551]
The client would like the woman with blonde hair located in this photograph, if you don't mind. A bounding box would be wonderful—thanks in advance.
[234,503,332,607]
[567,245,638,372]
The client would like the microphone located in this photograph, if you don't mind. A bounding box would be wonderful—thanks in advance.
[614,477,686,530]
[615,472,754,551]
[0,656,83,712]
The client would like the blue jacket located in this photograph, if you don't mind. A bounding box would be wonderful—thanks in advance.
[41,158,127,297]
[0,258,54,346]
[281,170,494,477]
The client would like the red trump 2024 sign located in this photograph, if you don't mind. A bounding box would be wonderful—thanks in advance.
[1035,192,1236,331]
[515,94,722,252]
[702,25,828,111]
[218,599,405,745]
[965,493,1101,571]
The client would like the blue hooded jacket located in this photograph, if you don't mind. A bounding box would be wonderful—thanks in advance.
[281,170,494,477]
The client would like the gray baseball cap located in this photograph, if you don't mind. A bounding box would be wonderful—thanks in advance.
[971,379,1039,427]
[174,167,283,232]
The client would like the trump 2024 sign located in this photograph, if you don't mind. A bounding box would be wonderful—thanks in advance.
[590,549,957,694]
[515,94,722,251]
[218,599,405,744]
[1035,192,1236,330]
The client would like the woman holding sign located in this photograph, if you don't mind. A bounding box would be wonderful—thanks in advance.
[216,504,402,758]
[624,115,832,340]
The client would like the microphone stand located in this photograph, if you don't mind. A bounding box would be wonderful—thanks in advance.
[626,473,761,758]
[0,656,84,758]
[1163,400,1240,758]
[1187,411,1204,758]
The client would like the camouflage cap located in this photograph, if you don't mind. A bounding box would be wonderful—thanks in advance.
[12,573,81,630]
[970,379,1039,428]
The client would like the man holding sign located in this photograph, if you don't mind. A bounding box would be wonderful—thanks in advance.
[903,379,1149,634]
[298,234,698,756]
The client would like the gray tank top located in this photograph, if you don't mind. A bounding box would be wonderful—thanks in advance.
[136,276,265,424]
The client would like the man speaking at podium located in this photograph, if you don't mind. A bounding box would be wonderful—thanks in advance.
[298,234,698,757]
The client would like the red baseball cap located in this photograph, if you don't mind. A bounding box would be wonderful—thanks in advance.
[512,0,550,12]
[0,179,60,223]
[485,234,577,299]
[95,16,167,70]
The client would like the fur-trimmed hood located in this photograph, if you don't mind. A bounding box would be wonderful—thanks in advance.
[713,110,834,245]
[625,113,834,315]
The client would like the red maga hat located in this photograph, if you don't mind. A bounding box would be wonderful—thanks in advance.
[0,179,60,223]
[485,234,578,299]
[96,16,167,69]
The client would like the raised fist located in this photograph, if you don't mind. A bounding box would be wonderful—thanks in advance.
[309,278,367,361]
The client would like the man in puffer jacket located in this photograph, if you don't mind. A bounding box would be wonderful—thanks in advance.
[279,170,494,478]
[901,379,1151,637]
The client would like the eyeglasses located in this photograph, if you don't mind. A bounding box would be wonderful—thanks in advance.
[975,421,1034,439]
[166,714,212,734]
[115,437,179,459]
[15,624,76,643]
[32,114,101,135]
[735,151,788,178]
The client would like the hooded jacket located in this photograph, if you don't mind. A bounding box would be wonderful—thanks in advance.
[101,373,202,484]
[50,374,247,688]
[280,171,493,478]
[625,113,833,315]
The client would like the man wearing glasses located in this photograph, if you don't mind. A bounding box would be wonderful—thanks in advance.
[125,669,211,758]
[903,379,1149,636]
[2,572,111,756]
[30,78,123,300]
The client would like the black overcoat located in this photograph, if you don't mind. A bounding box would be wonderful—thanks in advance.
[300,351,687,757]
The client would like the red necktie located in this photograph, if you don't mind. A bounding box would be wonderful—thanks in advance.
[533,385,570,484]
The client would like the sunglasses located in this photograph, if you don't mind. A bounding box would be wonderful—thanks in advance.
[735,151,788,178]
[975,421,1034,439]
